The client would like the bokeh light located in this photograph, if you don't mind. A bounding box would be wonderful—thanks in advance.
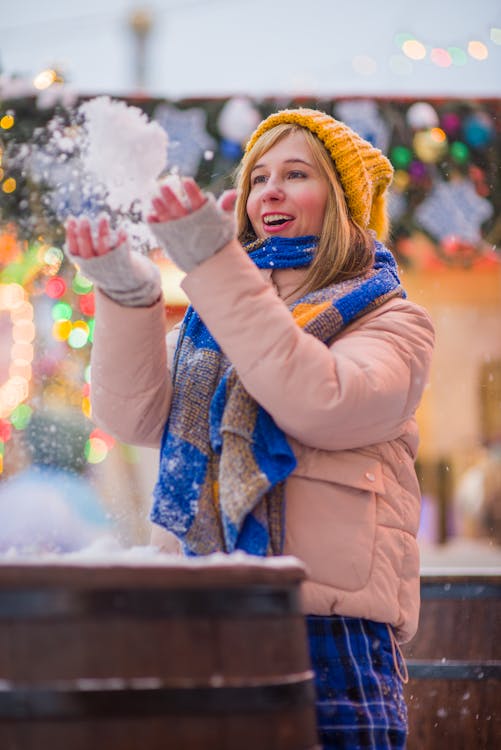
[2,178,16,193]
[463,112,495,148]
[81,396,91,419]
[52,320,72,341]
[448,47,467,66]
[0,115,14,130]
[45,276,67,299]
[402,40,426,60]
[450,141,470,164]
[43,246,64,271]
[72,272,93,295]
[430,48,452,67]
[68,326,89,349]
[393,170,410,191]
[33,69,57,90]
[51,301,73,321]
[467,41,488,60]
[390,145,413,169]
[491,28,501,45]
[78,292,95,316]
[85,436,108,464]
[9,403,32,430]
[407,102,439,129]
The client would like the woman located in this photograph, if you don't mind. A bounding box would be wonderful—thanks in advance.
[66,108,435,748]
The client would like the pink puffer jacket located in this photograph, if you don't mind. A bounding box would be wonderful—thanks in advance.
[90,240,435,642]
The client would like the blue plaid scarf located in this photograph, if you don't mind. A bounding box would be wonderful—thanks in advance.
[151,236,404,556]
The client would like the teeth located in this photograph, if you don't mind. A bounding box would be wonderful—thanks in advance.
[263,214,292,225]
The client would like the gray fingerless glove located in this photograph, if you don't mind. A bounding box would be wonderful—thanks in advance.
[148,194,236,273]
[67,242,162,307]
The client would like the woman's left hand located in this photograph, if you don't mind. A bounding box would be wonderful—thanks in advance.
[147,177,206,223]
[146,178,237,273]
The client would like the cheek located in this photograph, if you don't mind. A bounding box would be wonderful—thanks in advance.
[300,189,328,226]
[246,194,259,227]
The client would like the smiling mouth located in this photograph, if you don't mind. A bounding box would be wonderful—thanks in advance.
[263,214,294,226]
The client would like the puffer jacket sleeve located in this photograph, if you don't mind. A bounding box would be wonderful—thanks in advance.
[182,240,435,452]
[90,289,173,447]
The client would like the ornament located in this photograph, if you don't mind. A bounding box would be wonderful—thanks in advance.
[409,160,428,181]
[154,104,216,177]
[219,138,243,160]
[393,170,411,191]
[450,141,469,164]
[390,145,413,170]
[463,112,495,148]
[413,128,448,163]
[406,102,439,130]
[440,112,461,137]
[217,98,261,145]
[415,178,493,244]
[335,100,390,153]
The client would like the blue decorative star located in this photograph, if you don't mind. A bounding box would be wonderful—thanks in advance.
[153,104,216,177]
[415,179,493,244]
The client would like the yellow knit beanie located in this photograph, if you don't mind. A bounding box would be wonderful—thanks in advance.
[244,108,394,241]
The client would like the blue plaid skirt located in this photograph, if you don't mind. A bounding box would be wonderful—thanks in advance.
[306,615,408,750]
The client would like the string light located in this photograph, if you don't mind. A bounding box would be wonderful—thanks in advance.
[430,49,452,68]
[2,178,16,194]
[45,276,67,298]
[0,115,14,130]
[448,47,467,66]
[33,69,58,90]
[72,271,93,295]
[468,41,488,60]
[402,40,426,60]
[0,284,34,421]
[395,30,494,68]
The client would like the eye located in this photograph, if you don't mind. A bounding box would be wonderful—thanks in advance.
[288,170,306,179]
[251,174,267,186]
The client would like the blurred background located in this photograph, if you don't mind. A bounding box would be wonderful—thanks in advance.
[0,0,500,563]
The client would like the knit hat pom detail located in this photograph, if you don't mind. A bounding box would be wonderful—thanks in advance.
[244,108,394,241]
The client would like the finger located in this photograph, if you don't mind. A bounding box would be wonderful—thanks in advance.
[151,194,185,223]
[96,216,111,255]
[115,228,128,247]
[218,189,237,213]
[150,196,171,223]
[77,218,97,259]
[182,178,206,211]
[158,185,189,219]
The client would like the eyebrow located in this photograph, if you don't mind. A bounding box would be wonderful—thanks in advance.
[250,158,313,173]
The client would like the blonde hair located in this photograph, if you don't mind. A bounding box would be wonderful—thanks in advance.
[235,124,374,295]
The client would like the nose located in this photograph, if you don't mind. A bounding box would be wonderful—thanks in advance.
[260,176,285,202]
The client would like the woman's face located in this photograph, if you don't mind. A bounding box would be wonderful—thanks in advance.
[246,130,329,239]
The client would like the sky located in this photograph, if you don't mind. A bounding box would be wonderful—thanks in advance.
[1,0,501,99]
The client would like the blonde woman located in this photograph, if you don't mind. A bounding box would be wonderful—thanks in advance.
[66,108,434,748]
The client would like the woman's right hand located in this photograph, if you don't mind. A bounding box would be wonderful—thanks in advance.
[65,215,127,259]
[63,215,162,308]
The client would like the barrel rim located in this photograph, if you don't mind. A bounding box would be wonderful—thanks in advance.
[0,676,317,720]
[0,561,307,589]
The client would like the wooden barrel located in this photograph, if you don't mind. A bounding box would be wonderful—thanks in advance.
[401,573,501,750]
[0,558,318,750]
